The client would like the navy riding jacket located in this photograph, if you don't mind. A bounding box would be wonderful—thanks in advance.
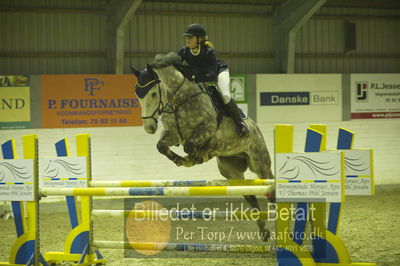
[178,45,228,83]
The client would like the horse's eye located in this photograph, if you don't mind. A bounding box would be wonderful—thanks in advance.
[151,92,157,98]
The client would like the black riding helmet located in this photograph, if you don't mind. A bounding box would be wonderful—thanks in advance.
[183,23,207,37]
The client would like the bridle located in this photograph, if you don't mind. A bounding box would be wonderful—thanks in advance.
[141,75,186,123]
[141,84,165,124]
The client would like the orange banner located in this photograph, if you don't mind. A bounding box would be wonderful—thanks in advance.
[41,75,141,128]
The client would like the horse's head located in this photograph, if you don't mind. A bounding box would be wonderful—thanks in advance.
[131,52,188,134]
[131,64,162,134]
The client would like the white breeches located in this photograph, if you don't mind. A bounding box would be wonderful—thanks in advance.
[217,69,232,104]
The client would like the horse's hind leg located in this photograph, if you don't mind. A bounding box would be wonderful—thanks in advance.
[243,195,270,242]
[247,149,274,179]
[216,156,270,242]
[247,137,275,204]
[247,126,274,179]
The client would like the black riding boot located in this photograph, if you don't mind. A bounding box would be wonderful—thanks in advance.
[224,99,249,137]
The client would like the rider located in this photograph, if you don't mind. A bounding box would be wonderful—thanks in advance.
[178,23,249,137]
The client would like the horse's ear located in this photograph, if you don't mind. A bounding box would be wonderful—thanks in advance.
[130,65,141,77]
[146,64,154,73]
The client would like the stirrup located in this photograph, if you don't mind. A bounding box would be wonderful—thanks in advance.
[237,122,249,137]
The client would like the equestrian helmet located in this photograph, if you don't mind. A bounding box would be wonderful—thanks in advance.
[183,23,207,37]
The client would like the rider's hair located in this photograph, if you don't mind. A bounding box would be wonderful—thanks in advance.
[199,35,214,48]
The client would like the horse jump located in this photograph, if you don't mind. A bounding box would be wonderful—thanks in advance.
[0,125,376,266]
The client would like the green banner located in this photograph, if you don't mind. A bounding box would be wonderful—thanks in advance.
[0,75,31,130]
[230,75,247,104]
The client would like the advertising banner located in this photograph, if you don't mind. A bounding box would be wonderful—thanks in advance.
[41,75,141,128]
[0,75,31,130]
[351,74,400,119]
[256,74,341,123]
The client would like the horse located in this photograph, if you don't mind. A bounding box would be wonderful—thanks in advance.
[131,52,274,241]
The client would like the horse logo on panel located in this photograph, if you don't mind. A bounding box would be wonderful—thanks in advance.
[278,154,340,180]
[0,161,32,182]
[344,154,369,173]
[43,159,85,179]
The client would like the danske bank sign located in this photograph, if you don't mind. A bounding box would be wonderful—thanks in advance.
[260,92,310,106]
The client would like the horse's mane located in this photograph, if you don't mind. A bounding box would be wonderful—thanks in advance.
[152,52,194,81]
[152,52,182,68]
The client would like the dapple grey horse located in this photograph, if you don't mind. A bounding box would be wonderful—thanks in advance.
[131,52,274,241]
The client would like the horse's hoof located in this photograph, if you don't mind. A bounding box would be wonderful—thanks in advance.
[183,161,195,167]
[181,156,196,167]
[172,155,184,167]
[174,160,182,167]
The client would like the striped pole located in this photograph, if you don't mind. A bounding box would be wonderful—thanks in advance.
[40,185,274,197]
[92,209,276,220]
[89,179,275,187]
[92,241,271,254]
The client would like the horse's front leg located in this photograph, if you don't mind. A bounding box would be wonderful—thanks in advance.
[157,130,196,167]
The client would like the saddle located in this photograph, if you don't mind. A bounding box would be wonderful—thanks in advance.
[203,84,248,120]
[203,84,226,116]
